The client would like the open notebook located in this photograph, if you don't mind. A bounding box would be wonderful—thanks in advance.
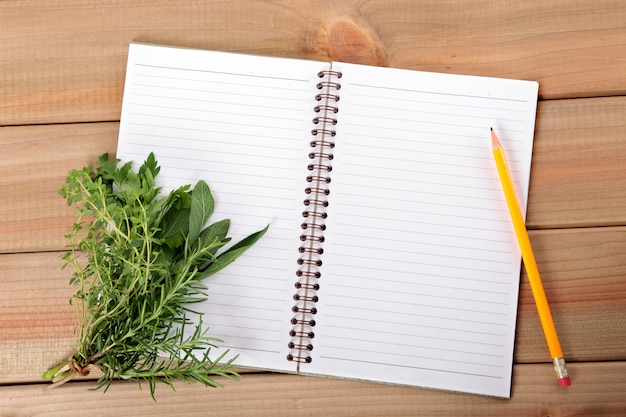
[116,43,539,398]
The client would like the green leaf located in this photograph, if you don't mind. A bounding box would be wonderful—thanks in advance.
[42,361,69,380]
[138,153,160,184]
[200,225,268,277]
[161,208,190,240]
[197,218,230,248]
[53,152,268,399]
[163,233,186,251]
[188,180,214,244]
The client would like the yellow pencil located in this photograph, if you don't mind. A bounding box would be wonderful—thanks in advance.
[490,128,571,387]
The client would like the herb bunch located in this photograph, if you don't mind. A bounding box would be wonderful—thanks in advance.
[43,153,267,398]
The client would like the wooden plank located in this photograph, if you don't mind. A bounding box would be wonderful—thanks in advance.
[3,0,626,125]
[2,2,624,415]
[0,122,118,253]
[516,227,626,363]
[2,97,625,254]
[2,226,625,384]
[1,362,626,417]
[0,252,77,385]
[529,96,626,228]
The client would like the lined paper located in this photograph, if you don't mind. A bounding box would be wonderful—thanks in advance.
[117,44,326,372]
[309,62,538,397]
[116,44,539,398]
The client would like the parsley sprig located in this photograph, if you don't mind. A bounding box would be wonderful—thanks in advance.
[43,153,267,398]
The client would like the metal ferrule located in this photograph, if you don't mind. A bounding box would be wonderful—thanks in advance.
[553,356,569,379]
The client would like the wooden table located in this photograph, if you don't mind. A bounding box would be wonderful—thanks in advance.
[2,1,626,415]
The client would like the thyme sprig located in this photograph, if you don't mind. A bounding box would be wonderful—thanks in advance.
[43,153,267,398]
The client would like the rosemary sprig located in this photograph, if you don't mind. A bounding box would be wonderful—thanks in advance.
[43,153,267,399]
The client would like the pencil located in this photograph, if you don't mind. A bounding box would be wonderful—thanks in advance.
[490,128,571,387]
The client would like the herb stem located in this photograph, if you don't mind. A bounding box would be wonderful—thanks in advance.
[47,153,266,398]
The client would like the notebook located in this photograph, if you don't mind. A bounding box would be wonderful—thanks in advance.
[116,42,539,398]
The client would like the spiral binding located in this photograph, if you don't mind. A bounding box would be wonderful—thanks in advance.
[287,68,341,366]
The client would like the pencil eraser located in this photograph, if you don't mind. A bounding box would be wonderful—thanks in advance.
[559,376,571,387]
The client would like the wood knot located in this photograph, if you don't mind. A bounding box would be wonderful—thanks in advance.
[309,17,388,66]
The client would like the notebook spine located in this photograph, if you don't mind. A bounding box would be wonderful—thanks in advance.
[287,69,342,366]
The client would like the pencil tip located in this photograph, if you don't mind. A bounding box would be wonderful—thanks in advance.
[490,128,500,150]
[490,127,493,131]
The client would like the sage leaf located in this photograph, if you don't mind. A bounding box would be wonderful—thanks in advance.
[200,224,268,277]
[161,207,190,247]
[198,218,230,248]
[188,180,214,244]
[47,153,267,399]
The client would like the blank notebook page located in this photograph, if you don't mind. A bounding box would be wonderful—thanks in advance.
[116,43,325,372]
[309,62,539,397]
[116,44,540,397]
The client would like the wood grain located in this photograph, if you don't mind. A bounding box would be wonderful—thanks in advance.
[1,363,626,417]
[3,1,626,415]
[530,96,626,228]
[2,97,625,254]
[516,227,626,363]
[0,123,118,253]
[0,252,77,384]
[2,226,625,383]
[3,0,626,125]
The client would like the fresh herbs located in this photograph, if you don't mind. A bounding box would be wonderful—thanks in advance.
[43,153,267,398]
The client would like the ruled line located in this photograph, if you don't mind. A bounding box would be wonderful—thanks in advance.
[326,326,506,348]
[325,288,510,310]
[133,92,308,112]
[317,356,505,379]
[319,349,503,375]
[350,81,531,103]
[330,227,513,248]
[135,72,311,91]
[346,98,528,120]
[327,305,506,338]
[323,336,505,360]
[136,62,311,83]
